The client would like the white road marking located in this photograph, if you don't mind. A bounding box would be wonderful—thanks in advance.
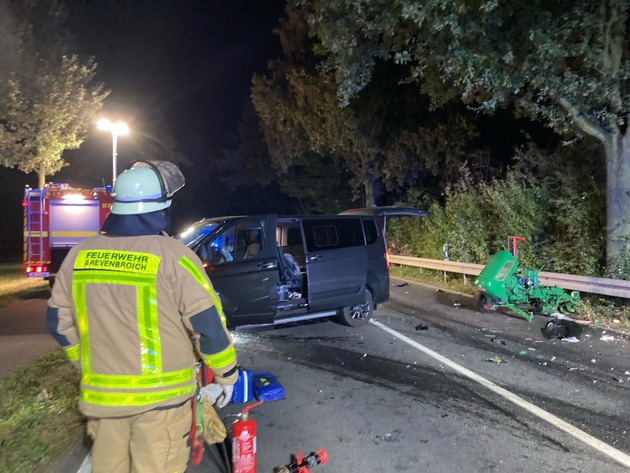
[76,452,91,473]
[371,319,630,470]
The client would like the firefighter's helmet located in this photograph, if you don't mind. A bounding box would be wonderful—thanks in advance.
[111,160,185,215]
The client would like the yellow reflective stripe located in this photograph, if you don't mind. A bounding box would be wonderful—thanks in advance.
[203,345,236,369]
[74,250,161,274]
[82,368,193,389]
[72,270,159,376]
[139,283,162,373]
[81,385,195,407]
[64,344,80,361]
[72,278,92,374]
[178,256,226,325]
[23,231,49,237]
[52,231,98,237]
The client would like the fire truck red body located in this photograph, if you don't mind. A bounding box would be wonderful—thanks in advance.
[23,183,113,281]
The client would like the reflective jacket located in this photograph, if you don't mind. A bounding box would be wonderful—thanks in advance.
[47,234,238,418]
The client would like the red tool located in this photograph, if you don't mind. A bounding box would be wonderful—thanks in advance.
[272,450,329,473]
[232,400,264,473]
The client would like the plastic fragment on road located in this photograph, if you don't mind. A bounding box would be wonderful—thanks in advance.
[519,350,528,355]
[453,301,462,307]
[600,335,615,342]
[486,356,506,364]
[561,337,580,343]
[491,338,507,346]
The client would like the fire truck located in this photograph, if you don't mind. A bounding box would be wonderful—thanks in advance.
[23,183,113,284]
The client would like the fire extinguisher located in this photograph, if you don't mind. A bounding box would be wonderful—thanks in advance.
[232,400,264,473]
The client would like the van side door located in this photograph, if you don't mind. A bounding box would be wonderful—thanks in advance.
[302,217,367,312]
[200,215,279,326]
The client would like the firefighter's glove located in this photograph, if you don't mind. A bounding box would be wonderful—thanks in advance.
[201,397,227,444]
[215,383,234,409]
[200,382,233,408]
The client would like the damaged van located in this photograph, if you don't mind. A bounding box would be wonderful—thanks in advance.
[176,207,425,328]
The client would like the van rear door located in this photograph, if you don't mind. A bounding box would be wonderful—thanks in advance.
[301,217,367,312]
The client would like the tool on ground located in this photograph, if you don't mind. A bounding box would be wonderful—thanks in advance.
[475,236,581,322]
[272,450,329,473]
[232,400,264,473]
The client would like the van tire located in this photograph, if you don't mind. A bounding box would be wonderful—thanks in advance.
[338,289,373,327]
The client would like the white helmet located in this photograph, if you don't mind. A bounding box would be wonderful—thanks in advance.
[111,160,185,215]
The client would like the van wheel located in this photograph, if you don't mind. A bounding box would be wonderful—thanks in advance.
[338,290,373,327]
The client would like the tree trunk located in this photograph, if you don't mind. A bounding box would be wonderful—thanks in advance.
[364,178,375,207]
[37,162,46,189]
[604,129,630,276]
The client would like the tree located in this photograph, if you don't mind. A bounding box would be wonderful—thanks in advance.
[0,0,109,188]
[303,0,629,275]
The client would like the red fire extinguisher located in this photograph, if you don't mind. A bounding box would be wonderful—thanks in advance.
[232,400,264,473]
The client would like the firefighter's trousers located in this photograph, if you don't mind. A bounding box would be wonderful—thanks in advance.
[87,401,192,473]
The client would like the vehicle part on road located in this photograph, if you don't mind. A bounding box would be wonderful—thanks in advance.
[338,288,373,327]
[486,356,506,364]
[232,400,263,473]
[272,450,329,473]
[475,237,581,322]
[541,319,583,340]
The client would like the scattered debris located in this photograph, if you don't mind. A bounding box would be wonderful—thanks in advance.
[491,338,507,346]
[625,371,630,376]
[613,319,621,324]
[591,359,597,364]
[541,319,583,340]
[453,301,462,308]
[519,350,528,356]
[486,356,506,364]
[600,335,615,342]
[569,367,578,371]
[415,324,429,331]
[561,337,580,343]
[550,312,575,322]
[396,282,409,287]
[436,288,443,292]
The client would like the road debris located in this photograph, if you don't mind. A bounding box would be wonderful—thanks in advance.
[486,356,506,364]
[519,350,528,355]
[396,282,409,287]
[491,338,507,346]
[541,318,583,340]
[453,301,462,308]
[600,335,615,342]
[415,324,429,331]
[561,337,580,343]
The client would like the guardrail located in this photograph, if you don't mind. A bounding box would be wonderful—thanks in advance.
[389,255,630,299]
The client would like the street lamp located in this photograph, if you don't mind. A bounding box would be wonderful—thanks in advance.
[97,119,129,185]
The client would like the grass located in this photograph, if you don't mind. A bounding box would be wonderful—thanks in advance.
[390,264,630,328]
[0,262,80,472]
[0,263,50,307]
[0,350,82,473]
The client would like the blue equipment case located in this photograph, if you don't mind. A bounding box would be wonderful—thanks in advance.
[252,373,285,401]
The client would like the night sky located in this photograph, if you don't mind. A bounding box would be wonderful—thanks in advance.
[0,0,288,255]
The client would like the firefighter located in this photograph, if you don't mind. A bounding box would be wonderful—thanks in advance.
[46,160,237,473]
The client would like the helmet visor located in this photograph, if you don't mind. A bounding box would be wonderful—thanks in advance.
[131,160,185,199]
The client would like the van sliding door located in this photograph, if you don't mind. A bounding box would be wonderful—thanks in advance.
[302,218,367,312]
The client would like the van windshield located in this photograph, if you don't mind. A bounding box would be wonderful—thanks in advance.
[176,220,220,248]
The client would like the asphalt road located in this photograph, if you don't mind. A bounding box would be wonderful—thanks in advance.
[2,280,629,472]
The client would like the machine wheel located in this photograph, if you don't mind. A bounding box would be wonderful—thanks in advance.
[338,289,373,327]
[477,294,496,313]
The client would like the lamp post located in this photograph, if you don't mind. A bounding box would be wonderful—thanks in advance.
[97,119,129,185]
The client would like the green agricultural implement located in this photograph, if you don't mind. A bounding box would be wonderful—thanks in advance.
[475,237,581,322]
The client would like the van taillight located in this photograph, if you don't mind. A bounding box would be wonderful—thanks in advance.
[385,247,391,270]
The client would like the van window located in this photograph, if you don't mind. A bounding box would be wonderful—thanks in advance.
[362,220,379,245]
[204,227,236,264]
[235,221,265,260]
[303,218,364,252]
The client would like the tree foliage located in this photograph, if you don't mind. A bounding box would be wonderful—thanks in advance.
[0,0,109,188]
[303,0,630,274]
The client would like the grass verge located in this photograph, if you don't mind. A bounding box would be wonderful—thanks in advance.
[390,264,630,328]
[0,350,82,473]
[0,263,49,307]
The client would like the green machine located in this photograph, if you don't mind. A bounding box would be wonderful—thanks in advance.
[475,237,581,322]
